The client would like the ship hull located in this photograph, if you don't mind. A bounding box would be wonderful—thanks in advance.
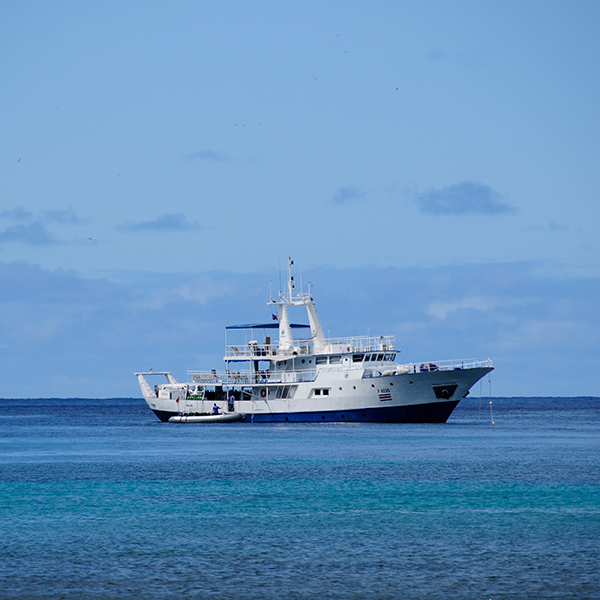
[152,401,458,423]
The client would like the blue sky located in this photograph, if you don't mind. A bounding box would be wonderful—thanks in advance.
[1,1,599,398]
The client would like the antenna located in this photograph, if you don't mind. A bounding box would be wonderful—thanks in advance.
[278,259,282,298]
[287,256,295,301]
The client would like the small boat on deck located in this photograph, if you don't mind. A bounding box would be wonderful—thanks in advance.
[168,412,245,423]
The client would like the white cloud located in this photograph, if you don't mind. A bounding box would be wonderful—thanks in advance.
[0,207,33,222]
[183,150,229,162]
[497,319,591,353]
[0,207,91,246]
[0,222,57,246]
[118,213,199,233]
[417,181,516,215]
[174,281,234,304]
[332,185,366,204]
[427,296,500,320]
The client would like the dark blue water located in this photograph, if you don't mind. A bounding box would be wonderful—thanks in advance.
[1,397,599,599]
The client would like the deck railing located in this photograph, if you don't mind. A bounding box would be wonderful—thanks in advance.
[401,358,493,372]
[188,358,492,386]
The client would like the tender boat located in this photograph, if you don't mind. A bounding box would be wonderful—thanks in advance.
[168,412,245,423]
[135,259,493,423]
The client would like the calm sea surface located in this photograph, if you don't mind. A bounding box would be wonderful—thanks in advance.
[1,396,599,599]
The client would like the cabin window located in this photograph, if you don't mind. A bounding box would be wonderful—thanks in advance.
[330,355,342,364]
[316,356,327,365]
[377,354,384,361]
[353,354,364,363]
[384,354,391,361]
[312,388,330,397]
[314,389,321,396]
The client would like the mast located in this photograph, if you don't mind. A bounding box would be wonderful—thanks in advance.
[269,257,327,355]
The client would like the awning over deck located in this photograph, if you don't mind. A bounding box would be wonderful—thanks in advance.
[226,323,310,330]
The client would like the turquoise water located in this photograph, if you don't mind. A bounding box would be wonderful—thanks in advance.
[1,397,599,599]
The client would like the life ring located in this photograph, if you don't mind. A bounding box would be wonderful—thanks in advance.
[260,388,267,398]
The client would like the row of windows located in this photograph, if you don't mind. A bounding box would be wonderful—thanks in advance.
[314,353,396,365]
[355,353,396,363]
[273,353,397,369]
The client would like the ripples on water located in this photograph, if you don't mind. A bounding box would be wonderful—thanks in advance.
[0,397,599,599]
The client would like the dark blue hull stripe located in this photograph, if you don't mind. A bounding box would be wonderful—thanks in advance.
[152,400,460,424]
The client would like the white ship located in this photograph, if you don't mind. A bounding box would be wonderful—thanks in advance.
[135,259,493,423]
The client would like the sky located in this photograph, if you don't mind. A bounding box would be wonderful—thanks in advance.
[1,1,599,398]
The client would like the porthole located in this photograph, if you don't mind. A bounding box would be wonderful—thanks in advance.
[285,417,289,421]
[321,415,325,420]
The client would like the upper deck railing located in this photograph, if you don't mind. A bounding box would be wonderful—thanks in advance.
[225,334,396,360]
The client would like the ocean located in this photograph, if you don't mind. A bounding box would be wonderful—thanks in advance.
[0,396,598,600]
